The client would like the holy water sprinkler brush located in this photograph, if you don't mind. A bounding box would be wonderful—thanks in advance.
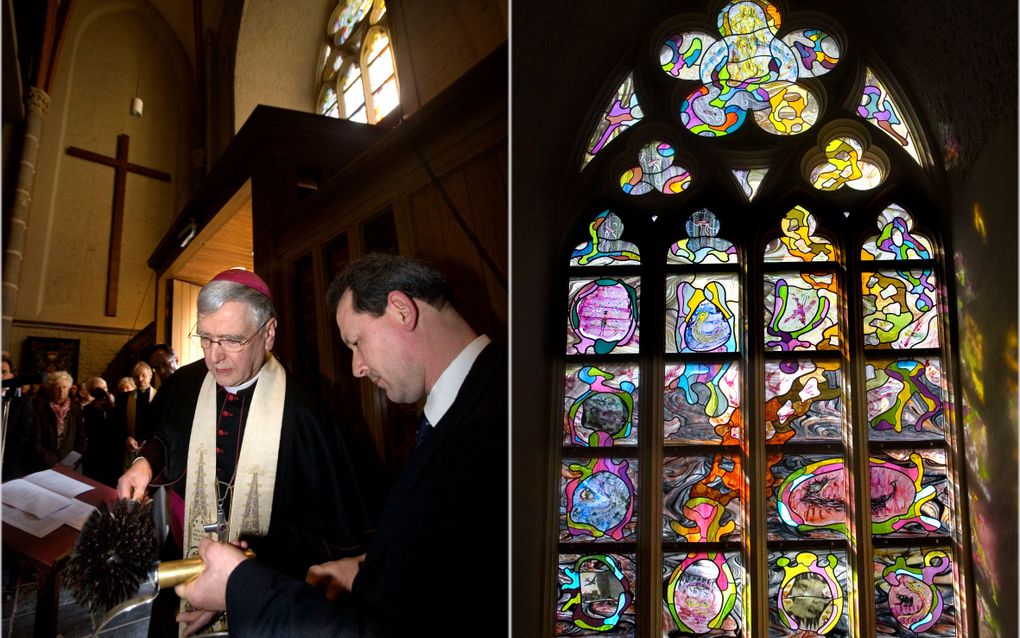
[66,498,258,615]
[65,499,158,613]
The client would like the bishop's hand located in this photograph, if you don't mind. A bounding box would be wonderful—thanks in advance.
[117,457,153,500]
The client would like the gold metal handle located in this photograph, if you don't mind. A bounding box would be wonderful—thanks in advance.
[156,549,256,588]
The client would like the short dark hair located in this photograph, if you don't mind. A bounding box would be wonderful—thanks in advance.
[327,254,453,317]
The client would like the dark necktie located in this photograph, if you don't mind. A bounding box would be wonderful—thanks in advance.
[415,414,432,449]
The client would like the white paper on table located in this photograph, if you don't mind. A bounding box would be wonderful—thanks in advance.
[55,499,98,530]
[0,479,69,519]
[1,504,65,538]
[21,469,92,498]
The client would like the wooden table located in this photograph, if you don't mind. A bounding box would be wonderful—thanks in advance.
[2,465,118,638]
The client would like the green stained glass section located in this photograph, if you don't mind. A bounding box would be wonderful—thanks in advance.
[764,206,835,262]
[861,269,939,349]
[873,547,957,636]
[664,361,741,444]
[769,454,849,540]
[870,450,953,537]
[563,363,639,447]
[560,457,638,542]
[567,277,640,355]
[660,31,716,80]
[570,210,640,266]
[862,204,934,260]
[858,67,922,164]
[663,552,745,636]
[620,141,692,195]
[763,272,840,351]
[866,358,946,441]
[764,359,843,442]
[666,273,740,353]
[667,210,737,264]
[663,454,743,542]
[581,73,643,169]
[556,553,637,636]
[768,549,849,636]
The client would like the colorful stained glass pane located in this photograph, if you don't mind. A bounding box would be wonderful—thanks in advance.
[317,84,338,116]
[620,141,692,195]
[810,136,885,191]
[556,553,637,636]
[858,67,921,164]
[660,31,717,80]
[323,47,343,83]
[564,363,639,447]
[870,450,952,537]
[768,454,849,540]
[752,83,819,135]
[664,361,741,444]
[674,1,838,138]
[732,168,767,201]
[560,457,638,542]
[763,272,840,351]
[581,73,643,169]
[663,454,743,542]
[764,359,843,442]
[662,552,744,636]
[768,549,849,636]
[667,210,737,265]
[571,211,640,266]
[861,270,939,349]
[862,204,934,260]
[866,358,946,441]
[764,206,835,262]
[328,0,373,46]
[874,547,957,636]
[666,274,740,354]
[781,29,841,78]
[567,277,641,355]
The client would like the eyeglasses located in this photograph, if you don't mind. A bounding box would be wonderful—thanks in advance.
[189,318,271,353]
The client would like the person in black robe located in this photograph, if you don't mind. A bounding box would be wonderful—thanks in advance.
[176,254,508,637]
[118,268,371,637]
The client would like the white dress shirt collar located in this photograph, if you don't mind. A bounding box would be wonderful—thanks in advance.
[423,335,491,427]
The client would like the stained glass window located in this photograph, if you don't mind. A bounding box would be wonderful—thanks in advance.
[581,74,643,169]
[858,67,923,164]
[809,135,886,191]
[316,0,397,124]
[620,141,691,195]
[555,3,967,636]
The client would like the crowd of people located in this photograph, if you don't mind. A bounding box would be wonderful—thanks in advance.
[1,345,180,487]
[1,255,506,637]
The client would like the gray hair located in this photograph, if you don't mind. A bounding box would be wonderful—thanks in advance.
[197,280,276,328]
[45,370,73,389]
[84,376,108,392]
[131,361,153,377]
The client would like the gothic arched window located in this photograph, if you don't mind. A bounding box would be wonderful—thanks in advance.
[554,2,970,636]
[316,0,399,124]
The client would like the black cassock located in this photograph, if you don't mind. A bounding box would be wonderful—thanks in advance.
[138,358,372,579]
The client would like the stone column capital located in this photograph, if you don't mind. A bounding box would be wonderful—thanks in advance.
[27,86,51,115]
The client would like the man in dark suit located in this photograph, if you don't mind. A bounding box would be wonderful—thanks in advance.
[176,254,507,636]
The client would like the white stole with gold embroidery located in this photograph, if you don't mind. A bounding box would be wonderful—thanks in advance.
[182,354,286,556]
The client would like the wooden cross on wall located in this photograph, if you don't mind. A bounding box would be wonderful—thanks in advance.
[66,134,171,316]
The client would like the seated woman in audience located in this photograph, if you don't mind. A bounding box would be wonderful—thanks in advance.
[33,371,86,470]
